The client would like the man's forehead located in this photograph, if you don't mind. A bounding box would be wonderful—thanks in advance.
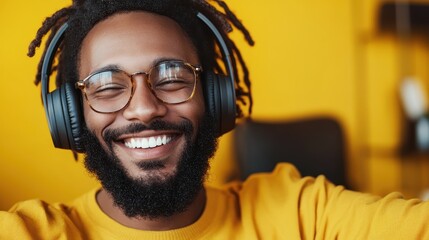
[78,11,199,77]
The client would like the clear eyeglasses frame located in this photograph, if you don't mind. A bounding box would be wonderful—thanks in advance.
[75,60,202,113]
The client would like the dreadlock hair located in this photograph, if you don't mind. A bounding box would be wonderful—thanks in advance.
[28,0,254,118]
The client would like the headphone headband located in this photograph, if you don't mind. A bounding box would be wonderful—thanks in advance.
[196,12,234,84]
[41,23,69,137]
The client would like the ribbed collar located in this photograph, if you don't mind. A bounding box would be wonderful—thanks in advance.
[76,187,221,239]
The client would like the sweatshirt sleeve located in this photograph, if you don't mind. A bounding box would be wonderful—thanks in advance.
[0,200,83,240]
[311,185,429,239]
[240,163,429,239]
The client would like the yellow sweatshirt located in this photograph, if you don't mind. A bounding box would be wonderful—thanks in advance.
[1,163,428,239]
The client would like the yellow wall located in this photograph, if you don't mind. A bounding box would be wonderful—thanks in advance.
[0,0,99,210]
[1,0,429,210]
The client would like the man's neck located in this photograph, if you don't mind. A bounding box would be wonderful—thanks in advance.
[96,188,206,230]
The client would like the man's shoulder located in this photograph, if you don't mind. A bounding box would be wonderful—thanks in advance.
[201,163,333,237]
[205,163,314,204]
[207,163,305,192]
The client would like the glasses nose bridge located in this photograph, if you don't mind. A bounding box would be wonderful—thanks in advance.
[129,71,152,90]
[128,70,156,104]
[130,71,149,82]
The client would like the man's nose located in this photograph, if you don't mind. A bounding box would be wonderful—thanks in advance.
[122,76,167,123]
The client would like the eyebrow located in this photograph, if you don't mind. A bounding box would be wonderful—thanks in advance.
[152,57,187,66]
[91,64,122,74]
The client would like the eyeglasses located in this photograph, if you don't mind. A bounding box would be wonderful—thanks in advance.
[76,60,202,113]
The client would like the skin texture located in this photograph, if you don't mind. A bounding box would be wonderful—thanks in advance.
[78,11,207,230]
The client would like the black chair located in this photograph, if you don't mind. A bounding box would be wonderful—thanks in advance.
[234,117,348,187]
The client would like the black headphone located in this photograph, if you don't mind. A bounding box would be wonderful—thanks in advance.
[41,12,237,152]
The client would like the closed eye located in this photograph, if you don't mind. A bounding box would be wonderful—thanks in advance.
[154,79,193,91]
[92,84,129,99]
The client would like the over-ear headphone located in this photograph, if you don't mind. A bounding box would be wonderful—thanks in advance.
[41,11,236,152]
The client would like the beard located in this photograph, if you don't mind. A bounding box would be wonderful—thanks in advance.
[81,115,218,219]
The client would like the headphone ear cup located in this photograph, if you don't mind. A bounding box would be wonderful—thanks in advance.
[203,71,236,136]
[46,82,83,152]
[63,83,84,152]
[203,71,221,135]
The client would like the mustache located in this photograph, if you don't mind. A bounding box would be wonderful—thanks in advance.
[103,119,194,144]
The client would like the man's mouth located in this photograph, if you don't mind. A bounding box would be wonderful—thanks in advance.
[123,135,173,149]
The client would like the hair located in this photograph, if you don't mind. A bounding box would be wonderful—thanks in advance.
[28,0,254,118]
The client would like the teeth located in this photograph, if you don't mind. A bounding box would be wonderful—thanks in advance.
[149,137,156,148]
[142,138,149,148]
[124,135,172,149]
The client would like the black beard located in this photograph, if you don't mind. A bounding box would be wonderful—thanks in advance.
[81,115,218,219]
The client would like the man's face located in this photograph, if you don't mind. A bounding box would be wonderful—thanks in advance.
[79,11,205,181]
[78,11,216,218]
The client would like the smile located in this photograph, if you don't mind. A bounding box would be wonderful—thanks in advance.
[124,135,173,149]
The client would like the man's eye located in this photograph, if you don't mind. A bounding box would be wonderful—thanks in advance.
[91,84,128,98]
[155,79,192,91]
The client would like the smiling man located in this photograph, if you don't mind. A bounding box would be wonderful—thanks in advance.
[79,11,215,227]
[1,0,429,239]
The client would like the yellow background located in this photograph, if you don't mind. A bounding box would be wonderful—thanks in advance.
[2,0,429,210]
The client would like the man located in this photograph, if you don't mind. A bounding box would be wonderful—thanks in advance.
[0,0,428,239]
